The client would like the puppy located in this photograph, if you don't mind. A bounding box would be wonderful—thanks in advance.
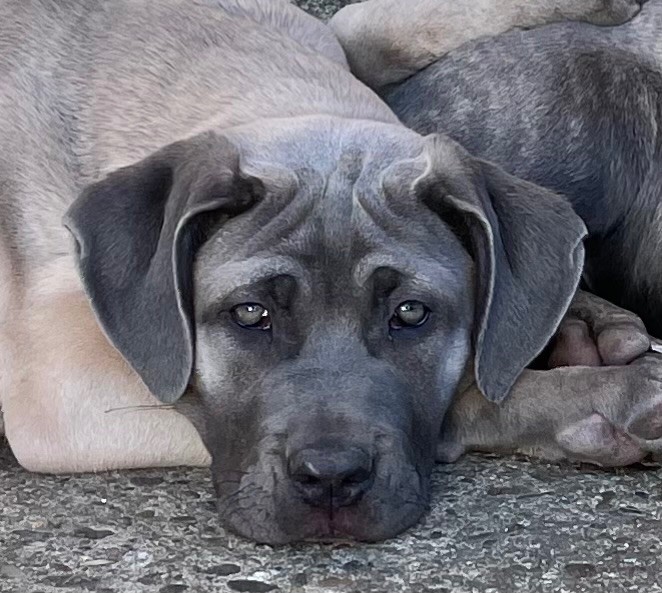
[0,0,657,543]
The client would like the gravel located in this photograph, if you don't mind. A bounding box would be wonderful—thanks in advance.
[4,439,662,593]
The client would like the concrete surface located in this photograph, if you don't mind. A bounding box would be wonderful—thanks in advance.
[5,438,662,593]
[4,1,662,592]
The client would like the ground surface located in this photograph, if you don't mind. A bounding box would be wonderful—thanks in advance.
[4,439,662,593]
[3,1,662,592]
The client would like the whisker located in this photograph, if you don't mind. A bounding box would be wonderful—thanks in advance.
[104,404,176,414]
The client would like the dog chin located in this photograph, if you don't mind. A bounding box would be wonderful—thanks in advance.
[301,507,426,543]
[220,495,429,545]
[226,514,421,545]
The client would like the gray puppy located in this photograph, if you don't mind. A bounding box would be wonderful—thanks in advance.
[332,0,662,465]
[0,0,659,544]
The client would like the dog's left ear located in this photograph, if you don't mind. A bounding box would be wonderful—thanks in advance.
[63,133,262,403]
[417,135,587,403]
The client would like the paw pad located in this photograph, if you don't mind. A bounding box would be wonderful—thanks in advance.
[556,413,644,466]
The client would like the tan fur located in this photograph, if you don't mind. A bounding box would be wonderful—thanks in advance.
[0,240,12,437]
[2,260,210,472]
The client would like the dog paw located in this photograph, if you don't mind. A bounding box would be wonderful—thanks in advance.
[553,353,662,466]
[555,413,646,466]
[584,0,646,26]
[547,291,650,368]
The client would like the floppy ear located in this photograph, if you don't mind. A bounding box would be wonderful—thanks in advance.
[417,135,587,402]
[63,133,260,403]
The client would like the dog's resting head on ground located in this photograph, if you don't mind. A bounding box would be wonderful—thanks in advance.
[65,117,585,543]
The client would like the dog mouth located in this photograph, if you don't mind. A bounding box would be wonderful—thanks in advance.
[215,468,431,544]
[294,508,395,543]
[220,500,429,544]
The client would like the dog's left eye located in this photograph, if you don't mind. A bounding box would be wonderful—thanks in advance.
[390,300,430,329]
[231,303,271,330]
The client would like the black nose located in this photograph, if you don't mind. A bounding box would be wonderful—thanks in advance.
[288,446,374,508]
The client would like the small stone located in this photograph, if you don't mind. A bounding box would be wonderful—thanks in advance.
[44,575,99,590]
[160,585,187,593]
[316,578,355,589]
[227,579,279,592]
[73,527,115,540]
[171,515,197,524]
[205,563,241,576]
[130,476,164,487]
[138,574,161,586]
[0,564,27,579]
[596,490,616,509]
[504,522,526,535]
[122,550,153,568]
[50,563,71,572]
[486,485,529,496]
[565,562,598,578]
[11,529,50,542]
[81,559,115,567]
[136,510,156,518]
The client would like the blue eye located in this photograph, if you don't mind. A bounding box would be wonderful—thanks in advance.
[390,301,430,329]
[231,303,271,330]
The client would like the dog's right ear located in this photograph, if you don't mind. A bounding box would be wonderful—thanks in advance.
[64,133,261,404]
[416,135,586,404]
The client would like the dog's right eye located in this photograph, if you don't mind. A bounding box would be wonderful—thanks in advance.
[231,303,271,330]
[390,300,430,330]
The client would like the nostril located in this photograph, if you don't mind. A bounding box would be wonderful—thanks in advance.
[340,466,371,487]
[294,473,322,487]
[288,446,374,507]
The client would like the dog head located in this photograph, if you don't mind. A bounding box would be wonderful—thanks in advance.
[65,119,585,543]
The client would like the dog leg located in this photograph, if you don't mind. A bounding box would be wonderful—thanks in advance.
[547,290,651,367]
[440,356,662,467]
[2,265,210,473]
[439,291,660,466]
[330,0,645,89]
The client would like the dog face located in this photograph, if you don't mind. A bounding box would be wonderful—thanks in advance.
[65,118,585,543]
[188,122,475,543]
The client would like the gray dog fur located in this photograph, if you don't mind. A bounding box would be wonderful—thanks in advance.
[1,0,662,545]
[331,0,662,465]
[379,0,662,336]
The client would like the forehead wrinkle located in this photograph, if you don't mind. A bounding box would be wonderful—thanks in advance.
[196,256,312,303]
[308,147,368,262]
[353,252,462,293]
